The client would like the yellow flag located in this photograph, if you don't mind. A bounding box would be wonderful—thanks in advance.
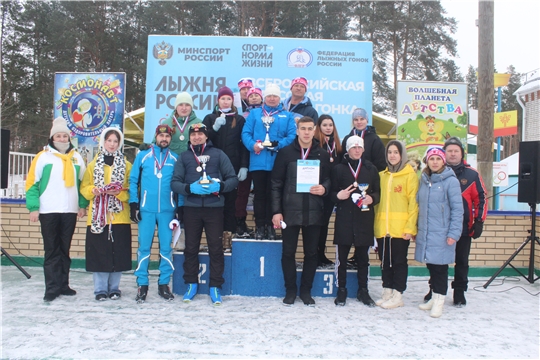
[494,110,517,137]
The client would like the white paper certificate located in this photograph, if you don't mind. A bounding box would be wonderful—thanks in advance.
[296,160,320,192]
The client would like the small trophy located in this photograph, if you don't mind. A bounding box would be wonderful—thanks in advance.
[261,116,275,147]
[358,183,369,211]
[198,155,212,184]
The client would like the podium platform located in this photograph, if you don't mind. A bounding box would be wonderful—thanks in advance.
[172,238,368,298]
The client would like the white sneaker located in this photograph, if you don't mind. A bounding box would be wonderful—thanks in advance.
[380,291,404,309]
[430,293,445,318]
[375,288,393,306]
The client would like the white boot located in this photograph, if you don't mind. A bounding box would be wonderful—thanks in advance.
[419,298,434,311]
[381,290,404,309]
[375,288,393,306]
[430,293,446,318]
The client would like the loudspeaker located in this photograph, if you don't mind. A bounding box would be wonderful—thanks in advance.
[1,129,10,189]
[517,141,540,204]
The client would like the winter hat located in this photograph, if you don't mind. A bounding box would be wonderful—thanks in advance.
[155,124,175,137]
[217,86,234,100]
[174,92,194,108]
[247,87,263,100]
[188,123,208,137]
[290,77,308,90]
[443,136,465,159]
[99,127,124,149]
[385,140,409,173]
[237,78,254,90]
[50,117,71,138]
[346,135,364,151]
[352,108,369,121]
[264,84,281,98]
[424,147,446,164]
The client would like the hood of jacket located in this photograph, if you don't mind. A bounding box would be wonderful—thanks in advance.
[421,166,456,185]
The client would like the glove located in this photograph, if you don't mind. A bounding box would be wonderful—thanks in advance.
[130,203,141,223]
[237,167,248,181]
[207,181,220,194]
[175,206,183,221]
[271,140,279,148]
[213,116,226,131]
[139,143,150,151]
[190,182,211,195]
[472,221,484,239]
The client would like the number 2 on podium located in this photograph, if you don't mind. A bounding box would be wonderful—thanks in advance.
[260,256,264,277]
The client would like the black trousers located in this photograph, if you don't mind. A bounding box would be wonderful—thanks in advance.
[376,237,410,293]
[235,173,252,218]
[183,207,224,288]
[251,170,273,227]
[39,213,77,296]
[223,188,238,233]
[427,263,449,295]
[317,196,334,260]
[281,225,320,293]
[336,244,370,289]
[452,235,471,291]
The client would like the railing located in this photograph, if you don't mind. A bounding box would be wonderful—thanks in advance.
[1,152,36,199]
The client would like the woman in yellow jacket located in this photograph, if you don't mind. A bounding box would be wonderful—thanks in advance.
[374,140,418,309]
[81,127,132,301]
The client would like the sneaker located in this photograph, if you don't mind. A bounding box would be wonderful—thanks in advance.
[334,287,347,306]
[95,293,107,301]
[210,287,222,305]
[266,225,276,240]
[135,285,148,303]
[299,291,315,307]
[158,284,174,301]
[183,283,198,303]
[109,292,121,300]
[43,293,58,302]
[283,290,296,306]
[357,288,375,307]
[60,287,77,296]
[255,226,265,240]
[424,289,432,302]
[453,289,466,306]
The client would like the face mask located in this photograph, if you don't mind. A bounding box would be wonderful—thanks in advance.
[53,141,70,153]
[220,107,232,113]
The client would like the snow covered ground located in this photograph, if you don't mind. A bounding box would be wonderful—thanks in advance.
[1,265,539,359]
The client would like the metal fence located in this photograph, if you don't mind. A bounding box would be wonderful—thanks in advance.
[1,152,35,198]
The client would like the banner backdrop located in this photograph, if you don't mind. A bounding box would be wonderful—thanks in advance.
[53,72,126,163]
[396,80,468,175]
[144,35,373,143]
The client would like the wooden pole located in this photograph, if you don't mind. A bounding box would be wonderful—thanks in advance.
[477,1,495,209]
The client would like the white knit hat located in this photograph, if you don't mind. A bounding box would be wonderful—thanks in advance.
[264,84,281,98]
[346,135,364,151]
[50,117,71,138]
[174,91,194,108]
[99,127,124,149]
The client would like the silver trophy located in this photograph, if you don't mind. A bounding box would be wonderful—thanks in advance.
[197,155,211,184]
[261,116,275,147]
[358,183,369,211]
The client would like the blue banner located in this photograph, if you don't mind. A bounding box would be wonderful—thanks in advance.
[145,36,373,143]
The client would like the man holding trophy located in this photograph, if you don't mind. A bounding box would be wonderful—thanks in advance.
[242,83,296,240]
[330,135,381,307]
[171,123,238,306]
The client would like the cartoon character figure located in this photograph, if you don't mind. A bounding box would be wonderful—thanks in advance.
[72,99,93,128]
[419,116,444,143]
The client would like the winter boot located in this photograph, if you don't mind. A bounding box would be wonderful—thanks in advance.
[255,226,265,240]
[430,293,446,318]
[424,288,433,302]
[135,285,148,303]
[357,288,376,307]
[283,290,297,306]
[375,288,393,306]
[299,291,315,306]
[210,287,222,306]
[266,225,276,240]
[236,217,249,238]
[380,290,404,309]
[222,231,233,252]
[419,298,434,310]
[158,284,174,301]
[183,283,198,303]
[334,287,348,306]
[453,288,467,306]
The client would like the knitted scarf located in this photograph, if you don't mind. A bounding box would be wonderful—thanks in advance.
[90,147,126,234]
[52,149,76,187]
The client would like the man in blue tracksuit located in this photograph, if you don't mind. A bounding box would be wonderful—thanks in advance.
[129,124,178,303]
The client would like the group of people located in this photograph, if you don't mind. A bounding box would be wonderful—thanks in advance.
[26,77,487,317]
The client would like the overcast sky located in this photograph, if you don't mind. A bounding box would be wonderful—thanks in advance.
[440,0,540,76]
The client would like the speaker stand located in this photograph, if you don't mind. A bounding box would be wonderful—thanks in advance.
[0,247,32,279]
[483,203,539,288]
